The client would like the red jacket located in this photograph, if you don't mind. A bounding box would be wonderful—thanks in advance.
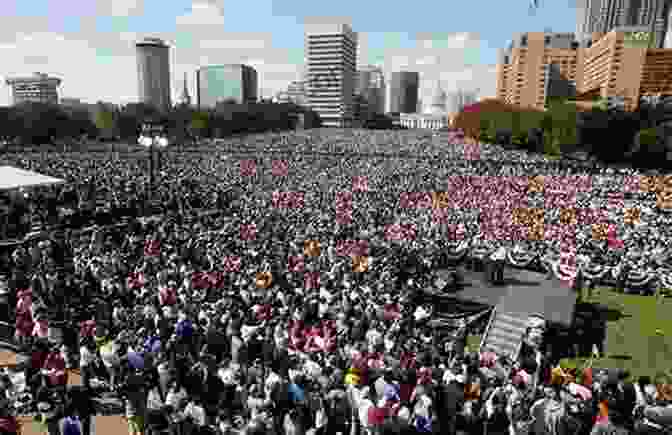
[43,351,67,386]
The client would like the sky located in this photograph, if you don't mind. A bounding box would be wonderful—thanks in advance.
[0,0,579,108]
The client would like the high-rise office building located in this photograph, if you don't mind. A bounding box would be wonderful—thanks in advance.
[5,72,61,105]
[196,64,258,109]
[135,37,172,110]
[577,0,672,48]
[305,22,357,127]
[354,65,385,119]
[386,71,419,114]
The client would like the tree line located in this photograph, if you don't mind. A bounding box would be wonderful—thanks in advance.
[452,96,672,169]
[0,100,324,147]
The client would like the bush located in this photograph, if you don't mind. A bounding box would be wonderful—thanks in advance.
[452,98,544,143]
[512,132,527,147]
[527,128,544,153]
[495,129,513,146]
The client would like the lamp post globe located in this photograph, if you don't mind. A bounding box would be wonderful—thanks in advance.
[138,136,153,147]
[156,136,169,148]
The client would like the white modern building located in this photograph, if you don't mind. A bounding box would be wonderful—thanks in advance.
[5,72,61,105]
[305,22,357,127]
[135,37,172,110]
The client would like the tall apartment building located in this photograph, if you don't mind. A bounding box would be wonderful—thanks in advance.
[386,71,419,114]
[305,22,357,127]
[496,30,672,111]
[577,0,672,48]
[136,37,172,110]
[196,64,258,109]
[5,72,61,105]
[496,32,584,109]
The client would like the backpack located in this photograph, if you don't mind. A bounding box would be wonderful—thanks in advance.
[62,416,82,435]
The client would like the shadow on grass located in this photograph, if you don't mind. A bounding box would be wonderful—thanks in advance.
[574,302,631,323]
[608,354,633,361]
[546,302,632,362]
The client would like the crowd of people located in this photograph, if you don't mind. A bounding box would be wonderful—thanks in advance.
[0,129,671,435]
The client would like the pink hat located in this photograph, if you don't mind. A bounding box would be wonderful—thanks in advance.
[512,369,530,386]
[568,383,592,401]
[480,351,497,368]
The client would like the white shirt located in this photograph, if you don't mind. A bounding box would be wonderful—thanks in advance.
[358,397,373,429]
[184,401,206,426]
[365,329,383,348]
[80,346,96,368]
[491,247,507,261]
[165,387,187,409]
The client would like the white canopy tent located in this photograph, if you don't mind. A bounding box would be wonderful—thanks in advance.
[0,166,65,191]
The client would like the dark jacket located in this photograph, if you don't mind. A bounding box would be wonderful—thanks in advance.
[66,386,96,417]
[440,381,465,416]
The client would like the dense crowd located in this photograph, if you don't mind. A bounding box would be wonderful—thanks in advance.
[0,129,671,435]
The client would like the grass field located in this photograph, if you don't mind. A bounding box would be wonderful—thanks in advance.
[467,288,672,380]
[564,288,672,380]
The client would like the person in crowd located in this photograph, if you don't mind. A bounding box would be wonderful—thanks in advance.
[121,364,148,435]
[1,130,672,435]
[65,386,95,435]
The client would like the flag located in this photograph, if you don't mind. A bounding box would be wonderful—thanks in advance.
[352,176,369,192]
[271,159,289,177]
[288,255,305,272]
[222,256,242,273]
[143,239,161,257]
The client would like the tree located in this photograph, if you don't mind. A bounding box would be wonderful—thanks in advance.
[189,111,209,138]
[94,105,116,138]
[0,107,18,140]
[14,102,65,144]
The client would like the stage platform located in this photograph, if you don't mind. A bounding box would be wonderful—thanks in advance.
[425,265,576,326]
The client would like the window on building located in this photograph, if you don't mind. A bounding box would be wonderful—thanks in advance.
[521,35,528,47]
[544,36,551,46]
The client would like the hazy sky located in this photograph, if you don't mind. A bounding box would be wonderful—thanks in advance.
[0,0,578,106]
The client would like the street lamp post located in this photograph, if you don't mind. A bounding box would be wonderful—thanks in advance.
[138,122,168,209]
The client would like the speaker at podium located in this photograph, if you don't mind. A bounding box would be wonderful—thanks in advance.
[486,246,507,285]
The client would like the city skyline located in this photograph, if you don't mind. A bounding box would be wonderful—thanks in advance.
[0,0,580,107]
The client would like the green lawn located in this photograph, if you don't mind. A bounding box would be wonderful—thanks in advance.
[562,288,672,379]
[466,288,672,379]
